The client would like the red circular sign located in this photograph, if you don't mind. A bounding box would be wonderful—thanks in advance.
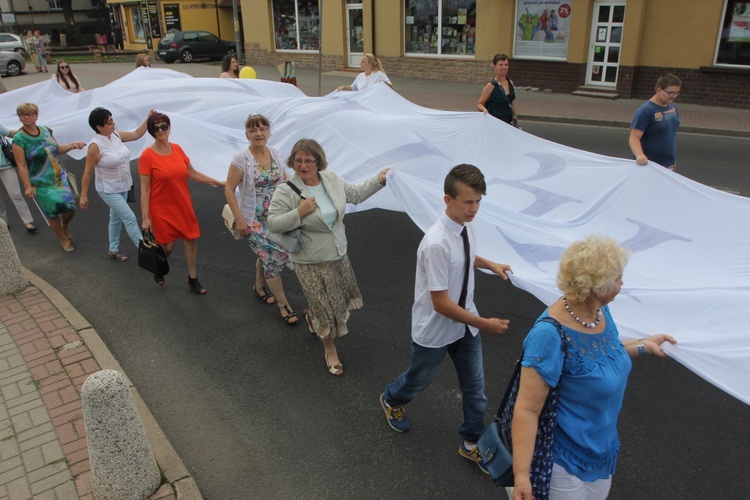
[558,4,572,18]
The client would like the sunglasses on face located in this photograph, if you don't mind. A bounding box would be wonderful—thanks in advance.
[105,118,114,125]
[152,124,169,132]
[59,65,69,69]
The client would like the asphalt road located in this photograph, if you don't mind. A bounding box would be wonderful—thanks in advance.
[3,94,749,496]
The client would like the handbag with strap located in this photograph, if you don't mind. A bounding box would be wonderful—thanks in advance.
[0,136,16,167]
[478,316,567,497]
[266,180,304,253]
[137,230,170,276]
[127,182,136,203]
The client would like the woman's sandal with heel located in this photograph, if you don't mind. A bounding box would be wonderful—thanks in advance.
[281,304,299,325]
[253,286,275,304]
[187,276,207,294]
[325,354,344,377]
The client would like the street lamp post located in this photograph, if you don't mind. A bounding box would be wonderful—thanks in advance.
[231,0,241,65]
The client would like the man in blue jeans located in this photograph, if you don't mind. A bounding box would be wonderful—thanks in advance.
[380,164,512,473]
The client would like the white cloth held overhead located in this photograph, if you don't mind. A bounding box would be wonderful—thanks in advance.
[1,69,748,405]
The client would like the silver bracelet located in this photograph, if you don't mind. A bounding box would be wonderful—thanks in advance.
[637,343,647,357]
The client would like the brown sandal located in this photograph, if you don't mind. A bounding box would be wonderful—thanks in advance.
[281,304,299,325]
[254,286,275,304]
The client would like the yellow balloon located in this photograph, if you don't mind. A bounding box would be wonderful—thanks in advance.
[239,66,257,79]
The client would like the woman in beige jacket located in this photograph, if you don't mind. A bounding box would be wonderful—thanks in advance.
[268,138,389,376]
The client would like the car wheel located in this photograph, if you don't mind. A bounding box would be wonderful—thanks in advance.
[227,46,237,58]
[6,61,21,77]
[180,49,193,63]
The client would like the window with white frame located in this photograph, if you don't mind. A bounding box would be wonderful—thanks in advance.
[272,0,320,51]
[48,0,62,9]
[404,0,476,56]
[716,0,750,66]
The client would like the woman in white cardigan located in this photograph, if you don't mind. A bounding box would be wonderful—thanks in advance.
[268,139,389,377]
[224,114,298,325]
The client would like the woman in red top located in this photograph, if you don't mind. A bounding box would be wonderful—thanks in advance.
[139,112,224,292]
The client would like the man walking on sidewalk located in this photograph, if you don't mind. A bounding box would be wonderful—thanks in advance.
[380,164,512,474]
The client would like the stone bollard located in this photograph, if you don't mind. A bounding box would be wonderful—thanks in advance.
[0,74,7,94]
[82,370,161,499]
[94,49,102,63]
[0,219,29,295]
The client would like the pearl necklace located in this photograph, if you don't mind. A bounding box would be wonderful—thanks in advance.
[563,296,602,329]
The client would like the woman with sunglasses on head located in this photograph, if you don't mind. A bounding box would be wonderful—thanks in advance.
[54,61,85,93]
[139,112,225,292]
[219,55,239,78]
[268,139,390,376]
[13,102,86,252]
[80,108,154,262]
[224,114,298,324]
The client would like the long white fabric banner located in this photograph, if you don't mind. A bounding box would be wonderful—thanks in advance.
[2,69,747,404]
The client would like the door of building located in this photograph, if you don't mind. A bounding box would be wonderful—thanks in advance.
[346,3,364,68]
[585,1,626,87]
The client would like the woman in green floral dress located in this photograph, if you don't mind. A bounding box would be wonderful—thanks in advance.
[13,102,86,252]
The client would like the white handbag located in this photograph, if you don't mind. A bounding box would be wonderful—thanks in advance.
[222,203,242,240]
[222,154,248,240]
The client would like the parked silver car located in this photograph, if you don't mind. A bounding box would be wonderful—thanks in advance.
[0,33,25,53]
[0,50,26,77]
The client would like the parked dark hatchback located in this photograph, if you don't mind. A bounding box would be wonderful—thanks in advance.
[157,30,236,63]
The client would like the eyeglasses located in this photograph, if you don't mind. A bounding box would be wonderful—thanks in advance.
[18,113,37,118]
[152,124,169,132]
[293,159,317,166]
[662,89,680,97]
[59,65,69,69]
[247,126,269,134]
[105,118,114,125]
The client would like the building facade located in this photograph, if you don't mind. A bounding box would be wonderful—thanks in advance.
[0,0,110,45]
[242,0,750,108]
[102,0,237,52]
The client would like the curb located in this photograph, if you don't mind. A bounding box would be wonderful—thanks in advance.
[22,268,203,500]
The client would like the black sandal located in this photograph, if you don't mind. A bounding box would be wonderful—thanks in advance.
[187,276,207,295]
[281,304,299,325]
[254,286,275,304]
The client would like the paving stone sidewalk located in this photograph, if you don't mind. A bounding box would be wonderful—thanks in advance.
[0,273,199,500]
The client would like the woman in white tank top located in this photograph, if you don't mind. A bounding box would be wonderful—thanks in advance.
[80,107,154,261]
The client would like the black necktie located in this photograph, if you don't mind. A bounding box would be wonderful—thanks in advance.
[458,226,470,309]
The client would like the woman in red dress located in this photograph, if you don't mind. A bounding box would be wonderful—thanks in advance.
[139,112,225,293]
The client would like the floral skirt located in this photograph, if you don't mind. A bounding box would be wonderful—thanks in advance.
[295,254,363,340]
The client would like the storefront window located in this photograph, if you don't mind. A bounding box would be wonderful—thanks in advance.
[404,0,476,56]
[716,0,750,66]
[514,0,572,60]
[127,5,146,42]
[273,0,320,51]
